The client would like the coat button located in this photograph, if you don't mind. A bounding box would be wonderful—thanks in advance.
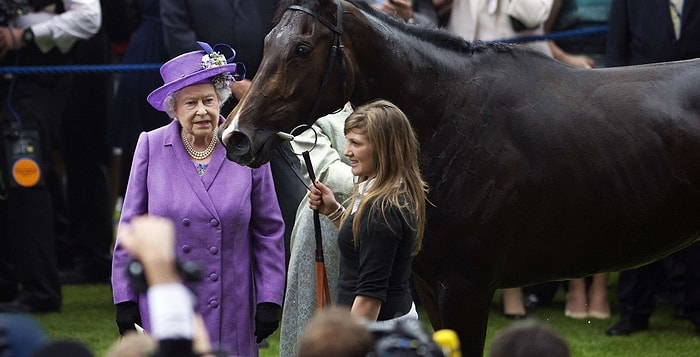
[182,218,191,227]
[210,218,219,227]
[209,246,219,255]
[209,299,218,308]
[209,273,219,282]
[182,245,191,253]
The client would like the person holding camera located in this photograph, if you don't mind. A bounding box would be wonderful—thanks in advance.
[112,215,215,357]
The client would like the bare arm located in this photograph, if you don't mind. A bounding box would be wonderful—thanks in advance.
[549,41,595,68]
[351,295,382,321]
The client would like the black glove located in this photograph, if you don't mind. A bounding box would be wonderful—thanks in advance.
[115,301,142,336]
[254,302,281,343]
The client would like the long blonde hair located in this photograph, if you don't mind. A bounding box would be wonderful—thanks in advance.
[341,99,428,254]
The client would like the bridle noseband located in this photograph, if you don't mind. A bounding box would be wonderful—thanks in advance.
[287,0,347,127]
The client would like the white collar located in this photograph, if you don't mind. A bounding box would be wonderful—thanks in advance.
[352,178,376,214]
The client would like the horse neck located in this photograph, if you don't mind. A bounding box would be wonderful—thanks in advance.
[349,29,474,142]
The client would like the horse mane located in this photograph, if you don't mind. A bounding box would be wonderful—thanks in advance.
[273,0,514,55]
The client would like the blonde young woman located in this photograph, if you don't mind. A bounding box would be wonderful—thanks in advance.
[308,100,429,322]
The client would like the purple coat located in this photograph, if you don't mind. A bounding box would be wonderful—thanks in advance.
[111,119,285,356]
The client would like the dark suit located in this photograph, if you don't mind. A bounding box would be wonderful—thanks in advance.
[56,0,131,282]
[607,0,700,66]
[160,0,279,79]
[0,45,69,311]
[56,30,114,281]
[606,0,700,332]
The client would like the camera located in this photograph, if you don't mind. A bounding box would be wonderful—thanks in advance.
[126,259,203,293]
[367,318,444,356]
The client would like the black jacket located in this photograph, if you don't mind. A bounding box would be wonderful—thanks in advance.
[160,0,279,79]
[606,0,700,66]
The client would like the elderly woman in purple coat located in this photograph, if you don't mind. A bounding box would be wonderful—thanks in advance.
[111,42,286,357]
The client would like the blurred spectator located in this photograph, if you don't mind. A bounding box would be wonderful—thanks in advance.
[605,0,700,336]
[112,215,218,357]
[546,0,610,67]
[561,273,610,319]
[57,0,127,284]
[1,313,92,357]
[489,320,570,357]
[107,0,170,209]
[0,313,49,357]
[370,0,440,26]
[0,0,101,313]
[297,306,374,357]
[33,340,94,357]
[106,333,158,357]
[445,0,554,55]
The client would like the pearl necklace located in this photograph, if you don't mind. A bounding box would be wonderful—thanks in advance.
[181,127,218,160]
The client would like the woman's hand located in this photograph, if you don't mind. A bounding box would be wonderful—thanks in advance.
[549,41,595,69]
[119,216,179,286]
[381,0,414,23]
[308,180,339,216]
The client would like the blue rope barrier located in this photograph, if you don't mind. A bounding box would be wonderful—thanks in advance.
[0,63,162,75]
[489,25,608,44]
[0,26,608,75]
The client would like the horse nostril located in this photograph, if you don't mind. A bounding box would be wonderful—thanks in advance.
[229,131,250,150]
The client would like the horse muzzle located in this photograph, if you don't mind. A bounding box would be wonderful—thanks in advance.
[220,130,257,167]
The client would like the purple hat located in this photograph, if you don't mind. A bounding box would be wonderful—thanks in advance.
[147,41,245,111]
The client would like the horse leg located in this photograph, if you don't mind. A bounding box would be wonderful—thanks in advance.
[413,273,442,328]
[438,273,494,357]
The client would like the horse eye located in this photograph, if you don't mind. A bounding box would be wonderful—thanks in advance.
[294,45,312,58]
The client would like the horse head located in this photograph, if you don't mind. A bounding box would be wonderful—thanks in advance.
[220,0,360,167]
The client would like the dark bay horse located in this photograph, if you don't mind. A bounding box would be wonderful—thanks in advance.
[220,0,700,355]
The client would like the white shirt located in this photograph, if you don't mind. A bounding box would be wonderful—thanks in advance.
[11,0,101,54]
[352,178,376,214]
[148,283,195,340]
[446,0,553,56]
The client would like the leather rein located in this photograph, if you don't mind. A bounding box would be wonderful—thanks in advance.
[287,0,348,126]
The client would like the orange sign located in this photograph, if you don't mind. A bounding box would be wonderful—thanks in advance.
[12,158,41,187]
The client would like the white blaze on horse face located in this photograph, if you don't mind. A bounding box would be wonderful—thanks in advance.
[221,112,240,145]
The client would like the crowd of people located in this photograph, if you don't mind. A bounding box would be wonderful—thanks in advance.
[0,0,699,356]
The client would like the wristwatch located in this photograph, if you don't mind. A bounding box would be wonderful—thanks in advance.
[23,28,35,45]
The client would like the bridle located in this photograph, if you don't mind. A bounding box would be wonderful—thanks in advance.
[283,1,350,311]
[287,0,347,127]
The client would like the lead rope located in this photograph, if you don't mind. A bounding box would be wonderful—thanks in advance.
[303,151,332,309]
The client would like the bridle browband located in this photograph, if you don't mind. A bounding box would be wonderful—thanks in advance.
[287,0,347,126]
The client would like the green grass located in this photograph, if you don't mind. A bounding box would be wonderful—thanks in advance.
[33,275,700,356]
